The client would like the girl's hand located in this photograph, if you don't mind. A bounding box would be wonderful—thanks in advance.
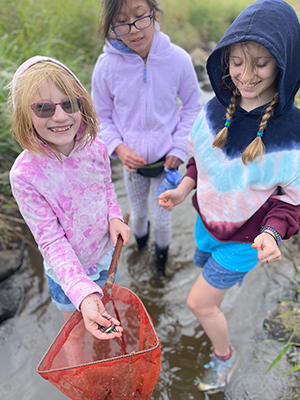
[158,187,186,211]
[252,231,281,263]
[115,144,146,172]
[158,176,195,211]
[80,293,123,340]
[164,156,182,170]
[109,218,131,247]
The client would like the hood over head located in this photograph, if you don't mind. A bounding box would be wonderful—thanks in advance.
[10,56,99,158]
[12,55,87,98]
[207,0,300,113]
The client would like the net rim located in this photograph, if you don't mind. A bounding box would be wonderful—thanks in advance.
[37,342,161,375]
[36,284,161,375]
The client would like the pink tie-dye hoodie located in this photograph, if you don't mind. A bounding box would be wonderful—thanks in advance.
[9,56,123,310]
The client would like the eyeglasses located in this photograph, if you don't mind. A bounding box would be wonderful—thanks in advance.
[29,97,83,118]
[111,10,153,36]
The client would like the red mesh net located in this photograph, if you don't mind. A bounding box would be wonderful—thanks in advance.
[37,284,161,400]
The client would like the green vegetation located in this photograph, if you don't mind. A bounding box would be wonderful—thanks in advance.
[160,0,253,51]
[265,271,300,378]
[0,0,104,168]
[0,0,299,165]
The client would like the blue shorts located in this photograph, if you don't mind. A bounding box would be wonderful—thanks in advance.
[194,215,258,273]
[193,247,248,289]
[46,269,118,311]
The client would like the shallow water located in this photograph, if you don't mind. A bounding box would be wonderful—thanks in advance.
[1,92,300,399]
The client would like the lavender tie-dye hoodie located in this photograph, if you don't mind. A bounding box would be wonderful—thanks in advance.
[9,56,123,310]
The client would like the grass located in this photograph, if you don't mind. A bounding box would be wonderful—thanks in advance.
[160,0,253,51]
[0,0,103,168]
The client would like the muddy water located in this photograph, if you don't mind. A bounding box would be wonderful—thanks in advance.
[1,96,300,399]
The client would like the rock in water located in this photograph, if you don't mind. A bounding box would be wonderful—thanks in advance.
[0,247,23,283]
[0,285,24,324]
[263,302,300,344]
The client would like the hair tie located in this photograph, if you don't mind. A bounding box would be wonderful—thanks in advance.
[257,130,264,137]
[224,119,231,128]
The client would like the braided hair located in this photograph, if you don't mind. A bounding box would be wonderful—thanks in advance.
[242,93,278,164]
[212,87,240,148]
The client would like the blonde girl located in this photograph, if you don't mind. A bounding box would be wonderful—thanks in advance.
[8,56,131,341]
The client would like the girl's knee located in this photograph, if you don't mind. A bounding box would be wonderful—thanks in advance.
[187,293,219,318]
[187,293,200,314]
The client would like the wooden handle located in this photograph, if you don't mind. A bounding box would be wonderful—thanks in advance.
[105,213,130,289]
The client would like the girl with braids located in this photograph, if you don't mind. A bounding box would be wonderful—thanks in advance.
[158,0,300,393]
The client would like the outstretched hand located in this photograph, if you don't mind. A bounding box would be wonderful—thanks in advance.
[80,293,123,340]
[109,218,131,247]
[252,231,281,263]
[158,176,196,211]
[158,187,185,211]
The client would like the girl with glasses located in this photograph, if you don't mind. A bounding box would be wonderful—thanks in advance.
[8,56,131,345]
[92,0,202,276]
[159,0,300,393]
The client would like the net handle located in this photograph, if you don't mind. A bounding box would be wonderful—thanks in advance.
[105,213,130,289]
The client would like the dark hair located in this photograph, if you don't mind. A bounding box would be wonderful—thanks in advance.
[99,0,161,40]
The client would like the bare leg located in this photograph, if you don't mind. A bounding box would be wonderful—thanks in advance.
[187,273,230,356]
[60,310,93,366]
[61,310,75,324]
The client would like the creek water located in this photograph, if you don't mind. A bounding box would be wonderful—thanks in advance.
[1,92,300,399]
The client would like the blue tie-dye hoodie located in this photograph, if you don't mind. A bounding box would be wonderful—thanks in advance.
[186,0,300,243]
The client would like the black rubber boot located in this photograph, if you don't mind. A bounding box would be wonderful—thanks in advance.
[135,221,150,250]
[155,244,168,277]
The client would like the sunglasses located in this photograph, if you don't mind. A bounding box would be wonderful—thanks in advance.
[30,97,83,118]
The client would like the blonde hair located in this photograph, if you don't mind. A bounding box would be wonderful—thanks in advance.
[242,93,278,164]
[212,87,240,148]
[213,42,279,165]
[7,61,99,161]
